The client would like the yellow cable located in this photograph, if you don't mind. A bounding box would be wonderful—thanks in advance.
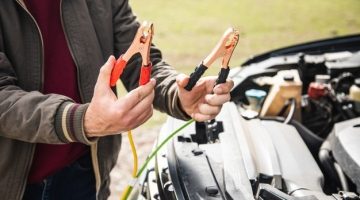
[120,186,132,200]
[127,130,138,177]
[120,130,138,200]
[120,120,195,200]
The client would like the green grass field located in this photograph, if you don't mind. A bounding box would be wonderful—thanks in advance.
[129,0,360,127]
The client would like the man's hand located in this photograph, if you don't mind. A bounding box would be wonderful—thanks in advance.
[177,74,234,121]
[84,56,155,137]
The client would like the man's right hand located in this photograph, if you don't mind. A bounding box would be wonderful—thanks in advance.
[84,56,155,137]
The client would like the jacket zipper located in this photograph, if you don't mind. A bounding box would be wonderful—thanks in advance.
[15,0,44,92]
[59,0,101,197]
[14,1,44,199]
[59,0,85,103]
[16,0,101,198]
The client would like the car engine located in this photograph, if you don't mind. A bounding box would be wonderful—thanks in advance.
[133,35,360,200]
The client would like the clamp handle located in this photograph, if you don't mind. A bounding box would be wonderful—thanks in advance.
[184,64,208,91]
[139,63,152,86]
[110,56,127,87]
[184,65,229,92]
[215,67,230,85]
[110,55,152,89]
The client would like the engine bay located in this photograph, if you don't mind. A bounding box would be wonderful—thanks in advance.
[134,36,360,200]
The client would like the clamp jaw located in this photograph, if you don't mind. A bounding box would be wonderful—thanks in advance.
[110,21,154,87]
[185,28,239,91]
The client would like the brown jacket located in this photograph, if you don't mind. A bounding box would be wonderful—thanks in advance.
[0,0,189,199]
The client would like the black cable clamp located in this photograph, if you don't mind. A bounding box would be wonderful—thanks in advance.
[184,64,208,91]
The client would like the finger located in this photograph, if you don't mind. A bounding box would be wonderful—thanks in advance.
[94,56,117,99]
[98,56,116,86]
[192,112,216,122]
[176,73,190,88]
[136,107,154,127]
[120,79,156,108]
[198,103,221,115]
[126,91,154,119]
[127,106,153,130]
[201,76,217,93]
[213,79,234,94]
[205,93,231,106]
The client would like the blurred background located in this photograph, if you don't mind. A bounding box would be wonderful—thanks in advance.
[110,0,360,199]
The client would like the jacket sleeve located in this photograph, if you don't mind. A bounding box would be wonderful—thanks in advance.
[111,0,191,120]
[0,30,96,145]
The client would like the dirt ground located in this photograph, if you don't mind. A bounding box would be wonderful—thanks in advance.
[108,126,160,200]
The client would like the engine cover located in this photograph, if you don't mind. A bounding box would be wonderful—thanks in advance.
[156,102,325,199]
[217,103,324,196]
[331,117,360,193]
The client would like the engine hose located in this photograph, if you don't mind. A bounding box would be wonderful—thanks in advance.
[334,162,349,192]
[284,98,296,124]
[318,140,342,190]
[121,119,195,200]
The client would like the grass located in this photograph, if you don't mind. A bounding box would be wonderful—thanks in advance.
[128,0,360,127]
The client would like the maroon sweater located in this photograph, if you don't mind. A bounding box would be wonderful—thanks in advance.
[25,0,88,183]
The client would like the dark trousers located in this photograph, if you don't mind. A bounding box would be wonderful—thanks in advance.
[23,153,96,200]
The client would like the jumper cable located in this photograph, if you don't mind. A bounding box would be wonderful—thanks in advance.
[108,21,154,200]
[120,27,239,200]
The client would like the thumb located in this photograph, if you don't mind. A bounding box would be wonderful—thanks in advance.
[98,55,116,86]
[176,73,189,88]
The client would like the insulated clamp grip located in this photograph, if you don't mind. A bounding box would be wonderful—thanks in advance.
[110,56,127,87]
[184,64,208,91]
[139,63,152,86]
[215,67,230,86]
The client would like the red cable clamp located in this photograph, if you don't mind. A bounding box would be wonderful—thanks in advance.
[110,21,154,87]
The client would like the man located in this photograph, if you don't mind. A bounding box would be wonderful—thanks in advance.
[0,0,233,199]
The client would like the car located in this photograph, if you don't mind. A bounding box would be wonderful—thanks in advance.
[130,34,360,200]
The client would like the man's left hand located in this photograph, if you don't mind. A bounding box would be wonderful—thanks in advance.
[176,73,234,121]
